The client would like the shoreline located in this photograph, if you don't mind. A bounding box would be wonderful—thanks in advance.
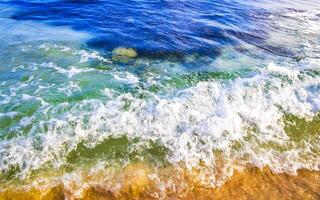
[1,165,319,200]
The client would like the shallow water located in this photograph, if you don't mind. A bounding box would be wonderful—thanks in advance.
[0,0,320,198]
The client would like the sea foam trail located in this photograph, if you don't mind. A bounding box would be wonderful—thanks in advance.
[1,61,319,182]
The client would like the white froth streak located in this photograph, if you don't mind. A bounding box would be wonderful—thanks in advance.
[113,72,140,85]
[0,62,320,181]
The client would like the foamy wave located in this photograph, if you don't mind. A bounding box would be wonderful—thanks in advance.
[43,62,95,78]
[77,50,111,63]
[113,72,140,85]
[0,62,319,182]
[38,43,112,64]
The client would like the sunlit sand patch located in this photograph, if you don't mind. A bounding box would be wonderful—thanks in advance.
[1,162,319,200]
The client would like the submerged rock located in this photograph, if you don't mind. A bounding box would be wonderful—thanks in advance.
[112,47,138,59]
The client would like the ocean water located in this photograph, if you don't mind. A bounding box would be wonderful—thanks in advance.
[0,0,320,198]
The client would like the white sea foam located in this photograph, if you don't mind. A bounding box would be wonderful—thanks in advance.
[77,50,111,63]
[42,62,94,78]
[113,72,140,85]
[102,88,118,98]
[39,43,72,52]
[0,61,319,182]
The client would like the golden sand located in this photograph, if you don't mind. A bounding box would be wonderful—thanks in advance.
[1,164,319,200]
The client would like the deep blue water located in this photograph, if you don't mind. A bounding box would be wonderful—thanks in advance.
[1,0,270,57]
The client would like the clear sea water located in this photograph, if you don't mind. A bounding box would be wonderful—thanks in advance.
[0,0,319,196]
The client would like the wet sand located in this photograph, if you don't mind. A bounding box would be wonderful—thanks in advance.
[1,165,319,200]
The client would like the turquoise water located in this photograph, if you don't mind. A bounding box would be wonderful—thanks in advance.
[0,0,319,188]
